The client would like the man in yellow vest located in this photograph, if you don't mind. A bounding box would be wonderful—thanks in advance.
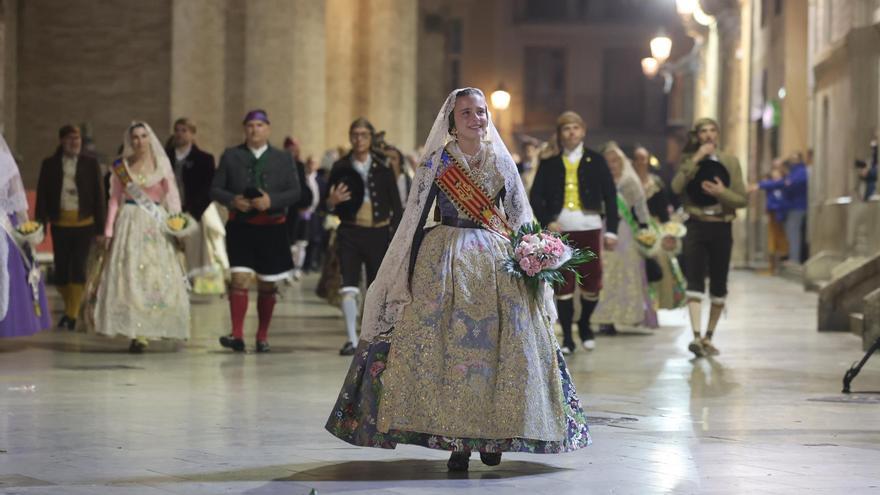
[35,125,106,330]
[529,111,619,354]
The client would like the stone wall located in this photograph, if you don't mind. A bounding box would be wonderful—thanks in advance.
[170,0,226,158]
[3,0,417,185]
[16,0,172,186]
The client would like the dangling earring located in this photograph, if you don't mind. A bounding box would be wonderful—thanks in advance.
[451,128,458,140]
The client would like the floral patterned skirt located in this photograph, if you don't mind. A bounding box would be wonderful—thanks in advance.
[325,226,591,453]
[325,335,591,453]
[592,224,658,327]
[93,205,190,340]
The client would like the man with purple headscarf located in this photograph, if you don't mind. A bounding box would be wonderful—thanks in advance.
[211,110,301,353]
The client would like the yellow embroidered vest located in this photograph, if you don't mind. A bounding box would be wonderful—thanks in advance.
[563,155,582,210]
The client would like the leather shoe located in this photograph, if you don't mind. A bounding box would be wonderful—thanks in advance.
[255,340,271,353]
[339,341,355,356]
[219,335,245,352]
[480,452,502,466]
[447,451,470,472]
[128,339,146,354]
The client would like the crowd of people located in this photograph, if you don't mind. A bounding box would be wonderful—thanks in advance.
[1,101,757,358]
[1,86,794,470]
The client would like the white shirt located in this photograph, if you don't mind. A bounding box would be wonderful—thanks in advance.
[249,144,268,159]
[557,143,604,233]
[306,171,320,212]
[352,154,372,203]
[564,143,584,164]
[174,144,192,163]
[60,155,79,211]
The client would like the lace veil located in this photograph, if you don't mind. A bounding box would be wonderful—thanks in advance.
[359,88,556,342]
[112,122,182,213]
[0,133,28,217]
[0,133,28,320]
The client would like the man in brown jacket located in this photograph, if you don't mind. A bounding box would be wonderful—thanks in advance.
[35,125,106,330]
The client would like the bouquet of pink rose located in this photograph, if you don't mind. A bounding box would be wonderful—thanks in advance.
[503,222,596,299]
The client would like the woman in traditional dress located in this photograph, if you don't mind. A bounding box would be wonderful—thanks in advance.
[591,142,658,333]
[94,122,190,353]
[633,146,686,310]
[0,134,51,337]
[325,88,591,471]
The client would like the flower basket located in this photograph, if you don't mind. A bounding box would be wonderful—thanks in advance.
[13,221,45,247]
[164,213,198,238]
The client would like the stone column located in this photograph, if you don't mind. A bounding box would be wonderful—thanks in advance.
[324,0,417,153]
[243,0,325,159]
[365,0,417,151]
[324,0,360,152]
[170,0,225,156]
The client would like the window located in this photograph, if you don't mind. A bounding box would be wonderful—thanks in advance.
[601,47,645,128]
[446,18,463,92]
[524,46,566,125]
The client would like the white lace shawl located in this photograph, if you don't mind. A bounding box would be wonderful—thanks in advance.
[359,88,556,342]
[0,133,26,320]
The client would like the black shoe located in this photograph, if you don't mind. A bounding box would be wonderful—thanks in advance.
[447,451,470,472]
[65,318,77,331]
[128,339,146,354]
[255,340,271,353]
[598,324,617,336]
[219,335,246,352]
[480,452,502,466]
[57,316,70,330]
[339,341,355,356]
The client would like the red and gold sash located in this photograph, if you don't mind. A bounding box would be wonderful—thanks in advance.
[434,150,513,240]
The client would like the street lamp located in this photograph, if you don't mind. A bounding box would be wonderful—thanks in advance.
[490,84,511,135]
[641,57,660,79]
[650,31,672,64]
[490,86,511,111]
[676,0,697,15]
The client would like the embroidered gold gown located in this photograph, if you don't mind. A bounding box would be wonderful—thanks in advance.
[325,146,590,453]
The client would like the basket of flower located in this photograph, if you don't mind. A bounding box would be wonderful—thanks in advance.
[164,212,198,238]
[13,220,45,247]
[661,221,687,239]
[634,228,659,256]
[502,222,596,300]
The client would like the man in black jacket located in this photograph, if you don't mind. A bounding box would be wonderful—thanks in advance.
[529,111,619,354]
[165,118,218,290]
[35,125,106,330]
[326,118,403,355]
[211,110,301,353]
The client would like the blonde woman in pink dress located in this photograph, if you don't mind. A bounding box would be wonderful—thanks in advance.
[94,123,190,352]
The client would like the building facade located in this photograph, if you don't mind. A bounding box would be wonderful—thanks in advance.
[0,0,418,187]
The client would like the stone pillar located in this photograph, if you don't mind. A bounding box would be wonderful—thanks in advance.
[324,0,360,153]
[324,0,417,153]
[365,0,417,151]
[170,0,225,157]
[243,0,325,159]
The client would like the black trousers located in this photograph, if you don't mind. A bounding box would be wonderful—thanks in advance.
[336,224,390,289]
[51,224,94,285]
[682,220,732,299]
